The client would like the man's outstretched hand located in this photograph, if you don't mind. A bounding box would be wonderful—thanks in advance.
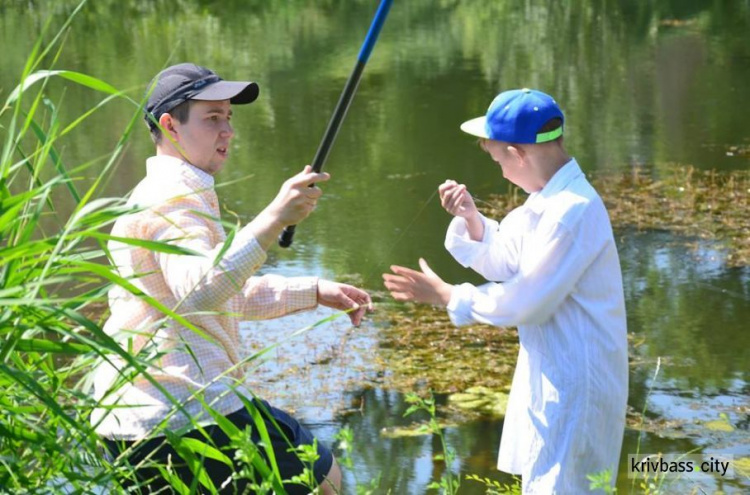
[317,280,373,327]
[382,258,452,307]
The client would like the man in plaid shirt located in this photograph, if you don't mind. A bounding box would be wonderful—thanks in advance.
[94,63,371,494]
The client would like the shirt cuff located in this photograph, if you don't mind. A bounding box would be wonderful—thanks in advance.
[283,276,319,314]
[446,282,476,327]
[444,215,493,267]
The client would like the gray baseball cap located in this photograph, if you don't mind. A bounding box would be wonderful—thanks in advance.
[145,63,259,129]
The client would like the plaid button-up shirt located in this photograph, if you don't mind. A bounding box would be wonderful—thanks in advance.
[91,155,318,440]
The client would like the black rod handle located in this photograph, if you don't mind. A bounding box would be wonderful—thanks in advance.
[278,224,297,248]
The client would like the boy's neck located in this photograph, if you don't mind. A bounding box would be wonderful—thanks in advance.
[529,143,571,190]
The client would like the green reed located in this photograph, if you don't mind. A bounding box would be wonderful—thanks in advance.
[403,391,461,495]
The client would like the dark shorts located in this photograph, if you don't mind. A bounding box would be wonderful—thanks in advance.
[105,399,334,494]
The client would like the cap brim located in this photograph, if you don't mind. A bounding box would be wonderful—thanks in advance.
[193,80,259,104]
[460,116,489,138]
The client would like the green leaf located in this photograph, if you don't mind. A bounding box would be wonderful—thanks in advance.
[13,338,90,355]
[403,404,421,417]
[237,394,284,485]
[156,465,192,495]
[5,70,122,107]
[179,437,233,467]
[27,116,81,203]
[0,363,88,436]
[84,232,202,256]
[164,430,218,494]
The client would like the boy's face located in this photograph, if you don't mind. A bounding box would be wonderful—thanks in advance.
[482,139,524,186]
[170,99,234,175]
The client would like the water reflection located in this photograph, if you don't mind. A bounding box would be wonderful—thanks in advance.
[621,231,750,393]
[2,1,749,277]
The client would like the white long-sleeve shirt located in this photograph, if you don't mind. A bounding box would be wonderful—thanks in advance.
[91,155,318,440]
[445,159,628,494]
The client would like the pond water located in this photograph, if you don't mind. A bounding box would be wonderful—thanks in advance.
[2,0,749,492]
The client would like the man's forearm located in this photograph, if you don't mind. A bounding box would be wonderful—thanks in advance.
[246,209,286,252]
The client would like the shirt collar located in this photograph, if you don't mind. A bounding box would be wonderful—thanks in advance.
[146,155,215,190]
[525,158,583,214]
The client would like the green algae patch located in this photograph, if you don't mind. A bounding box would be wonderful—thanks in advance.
[480,166,750,267]
[625,410,688,439]
[735,457,750,478]
[703,413,735,433]
[448,386,509,418]
[597,166,750,267]
[375,303,518,395]
[380,421,458,439]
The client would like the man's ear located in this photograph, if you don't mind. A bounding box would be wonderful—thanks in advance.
[158,113,177,138]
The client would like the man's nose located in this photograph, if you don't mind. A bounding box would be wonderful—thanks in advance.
[222,121,235,138]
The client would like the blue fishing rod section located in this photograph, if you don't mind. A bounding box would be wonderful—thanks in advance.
[279,0,394,248]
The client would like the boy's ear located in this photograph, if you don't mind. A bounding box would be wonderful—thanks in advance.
[507,144,525,162]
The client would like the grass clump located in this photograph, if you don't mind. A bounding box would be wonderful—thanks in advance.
[0,5,147,491]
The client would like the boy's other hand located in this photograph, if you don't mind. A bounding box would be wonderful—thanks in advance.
[439,180,479,220]
[382,258,452,307]
[317,280,373,327]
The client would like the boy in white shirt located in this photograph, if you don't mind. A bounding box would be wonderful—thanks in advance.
[383,88,628,493]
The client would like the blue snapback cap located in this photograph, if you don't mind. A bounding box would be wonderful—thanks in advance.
[460,88,564,144]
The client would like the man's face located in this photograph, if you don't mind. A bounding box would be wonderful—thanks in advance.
[171,99,234,175]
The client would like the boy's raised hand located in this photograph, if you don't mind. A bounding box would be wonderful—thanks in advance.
[439,180,479,220]
[382,258,452,307]
[439,180,484,241]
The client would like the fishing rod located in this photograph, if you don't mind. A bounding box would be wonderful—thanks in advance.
[279,0,394,248]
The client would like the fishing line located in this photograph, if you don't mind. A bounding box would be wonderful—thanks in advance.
[356,136,516,278]
[360,189,502,290]
[470,194,502,210]
[331,187,506,370]
[361,187,440,289]
[692,280,750,302]
[322,187,442,370]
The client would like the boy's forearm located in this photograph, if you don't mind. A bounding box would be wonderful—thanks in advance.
[465,213,485,241]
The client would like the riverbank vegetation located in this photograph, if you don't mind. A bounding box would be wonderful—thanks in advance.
[477,167,750,267]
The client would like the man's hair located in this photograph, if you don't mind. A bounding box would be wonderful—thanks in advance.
[149,100,193,145]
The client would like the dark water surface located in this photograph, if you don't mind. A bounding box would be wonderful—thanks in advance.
[2,0,749,492]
